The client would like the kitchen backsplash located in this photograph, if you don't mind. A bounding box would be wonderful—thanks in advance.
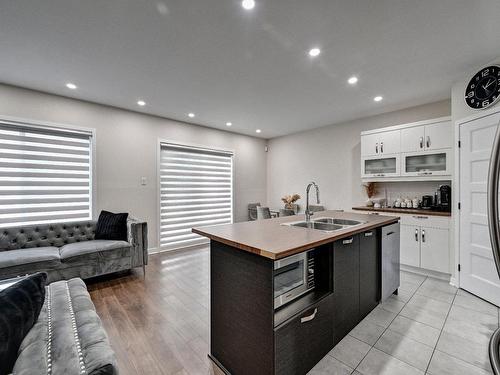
[371,181,451,207]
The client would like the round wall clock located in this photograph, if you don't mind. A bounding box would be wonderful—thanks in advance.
[465,65,500,109]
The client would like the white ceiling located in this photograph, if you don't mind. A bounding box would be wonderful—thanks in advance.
[1,1,500,138]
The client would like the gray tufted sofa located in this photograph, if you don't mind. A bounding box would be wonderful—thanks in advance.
[0,218,148,283]
[13,277,118,375]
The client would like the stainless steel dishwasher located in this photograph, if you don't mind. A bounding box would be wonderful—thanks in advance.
[381,222,400,301]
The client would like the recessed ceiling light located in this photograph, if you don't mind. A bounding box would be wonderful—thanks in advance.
[188,113,195,118]
[241,0,255,10]
[374,96,383,102]
[308,48,321,57]
[66,83,77,90]
[348,76,358,85]
[256,129,261,133]
[137,100,146,106]
[226,122,232,127]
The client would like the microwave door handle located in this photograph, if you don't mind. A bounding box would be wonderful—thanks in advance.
[488,121,500,375]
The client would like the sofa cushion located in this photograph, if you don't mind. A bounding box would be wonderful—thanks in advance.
[13,278,118,375]
[59,240,131,261]
[95,211,128,241]
[0,247,60,269]
[0,272,47,375]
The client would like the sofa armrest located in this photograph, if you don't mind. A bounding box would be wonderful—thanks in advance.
[127,217,148,268]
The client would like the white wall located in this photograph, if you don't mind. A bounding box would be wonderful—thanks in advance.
[0,84,267,251]
[266,100,451,211]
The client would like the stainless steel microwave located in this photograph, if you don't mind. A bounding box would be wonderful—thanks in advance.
[274,249,315,309]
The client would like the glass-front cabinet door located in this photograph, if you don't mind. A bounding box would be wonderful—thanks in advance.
[401,150,451,177]
[361,155,400,178]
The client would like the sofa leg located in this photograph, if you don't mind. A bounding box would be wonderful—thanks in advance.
[142,264,146,278]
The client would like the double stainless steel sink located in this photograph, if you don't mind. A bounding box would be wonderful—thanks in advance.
[282,217,366,233]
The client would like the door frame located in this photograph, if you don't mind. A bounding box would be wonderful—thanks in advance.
[454,105,500,289]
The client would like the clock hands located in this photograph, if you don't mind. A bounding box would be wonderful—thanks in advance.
[485,78,495,89]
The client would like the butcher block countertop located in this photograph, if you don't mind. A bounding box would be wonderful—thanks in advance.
[352,206,452,217]
[192,210,399,260]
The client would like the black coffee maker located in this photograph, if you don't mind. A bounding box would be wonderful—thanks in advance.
[436,185,451,211]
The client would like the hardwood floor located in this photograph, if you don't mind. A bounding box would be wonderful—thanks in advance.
[86,246,223,375]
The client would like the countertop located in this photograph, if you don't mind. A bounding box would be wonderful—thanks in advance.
[192,210,399,260]
[352,206,452,217]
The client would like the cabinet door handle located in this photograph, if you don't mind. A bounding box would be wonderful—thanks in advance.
[386,231,395,236]
[413,215,429,219]
[343,238,354,245]
[375,143,379,154]
[364,231,373,237]
[380,142,384,153]
[422,229,426,242]
[420,137,424,149]
[426,136,430,148]
[300,308,318,323]
[415,229,419,242]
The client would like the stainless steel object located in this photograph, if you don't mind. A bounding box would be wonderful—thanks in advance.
[305,182,320,222]
[314,218,365,226]
[381,222,400,301]
[487,122,500,375]
[282,216,365,233]
[273,250,315,309]
[300,308,318,323]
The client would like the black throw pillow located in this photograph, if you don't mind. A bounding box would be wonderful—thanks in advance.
[95,210,129,241]
[0,272,47,375]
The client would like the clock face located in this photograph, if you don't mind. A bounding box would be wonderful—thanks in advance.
[465,65,500,109]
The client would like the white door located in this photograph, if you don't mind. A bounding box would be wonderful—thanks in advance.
[400,224,420,267]
[401,126,425,153]
[425,121,452,151]
[379,129,401,155]
[460,111,500,306]
[361,133,380,157]
[420,227,449,273]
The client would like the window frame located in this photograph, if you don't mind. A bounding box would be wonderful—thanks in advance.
[156,139,234,252]
[0,115,97,223]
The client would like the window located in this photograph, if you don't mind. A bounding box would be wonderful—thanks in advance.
[0,119,93,228]
[159,143,233,250]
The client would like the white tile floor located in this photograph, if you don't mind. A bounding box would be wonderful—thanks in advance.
[308,271,499,375]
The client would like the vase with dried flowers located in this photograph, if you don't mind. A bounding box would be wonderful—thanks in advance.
[281,194,301,211]
[363,182,377,207]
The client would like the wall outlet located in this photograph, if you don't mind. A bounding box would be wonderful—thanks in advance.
[141,177,147,186]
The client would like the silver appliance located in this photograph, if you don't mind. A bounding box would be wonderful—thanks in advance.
[487,122,500,375]
[381,222,400,301]
[273,249,315,309]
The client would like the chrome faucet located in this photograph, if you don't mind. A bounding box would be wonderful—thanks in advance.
[305,182,320,222]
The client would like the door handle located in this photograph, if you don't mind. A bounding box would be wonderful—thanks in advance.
[422,229,426,243]
[375,143,378,154]
[300,308,318,323]
[420,137,423,149]
[415,229,419,242]
[343,238,354,245]
[380,142,384,153]
[364,231,373,237]
[426,136,430,148]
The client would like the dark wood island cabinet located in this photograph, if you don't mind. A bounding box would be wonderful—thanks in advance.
[193,211,399,375]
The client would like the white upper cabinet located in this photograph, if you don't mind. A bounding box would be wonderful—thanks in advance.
[400,120,452,153]
[424,121,452,151]
[361,116,452,180]
[361,130,400,156]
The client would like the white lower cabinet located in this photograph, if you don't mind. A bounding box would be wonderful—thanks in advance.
[420,227,449,273]
[400,224,420,267]
[400,216,450,274]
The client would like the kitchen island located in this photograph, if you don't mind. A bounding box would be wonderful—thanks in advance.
[193,211,400,375]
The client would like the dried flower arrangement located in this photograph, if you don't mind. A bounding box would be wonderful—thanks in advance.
[363,182,377,198]
[281,194,301,209]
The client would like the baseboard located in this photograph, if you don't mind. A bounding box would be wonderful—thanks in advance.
[400,264,452,283]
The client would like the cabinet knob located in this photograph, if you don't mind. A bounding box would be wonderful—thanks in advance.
[422,229,426,242]
[343,238,354,245]
[415,229,419,242]
[426,136,430,148]
[380,142,384,153]
[420,137,424,149]
[364,231,373,237]
[375,143,379,154]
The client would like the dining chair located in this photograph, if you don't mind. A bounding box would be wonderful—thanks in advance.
[248,203,261,221]
[279,208,295,217]
[257,206,272,220]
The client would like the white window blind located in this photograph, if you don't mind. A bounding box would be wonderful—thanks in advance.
[160,143,233,250]
[0,120,93,228]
